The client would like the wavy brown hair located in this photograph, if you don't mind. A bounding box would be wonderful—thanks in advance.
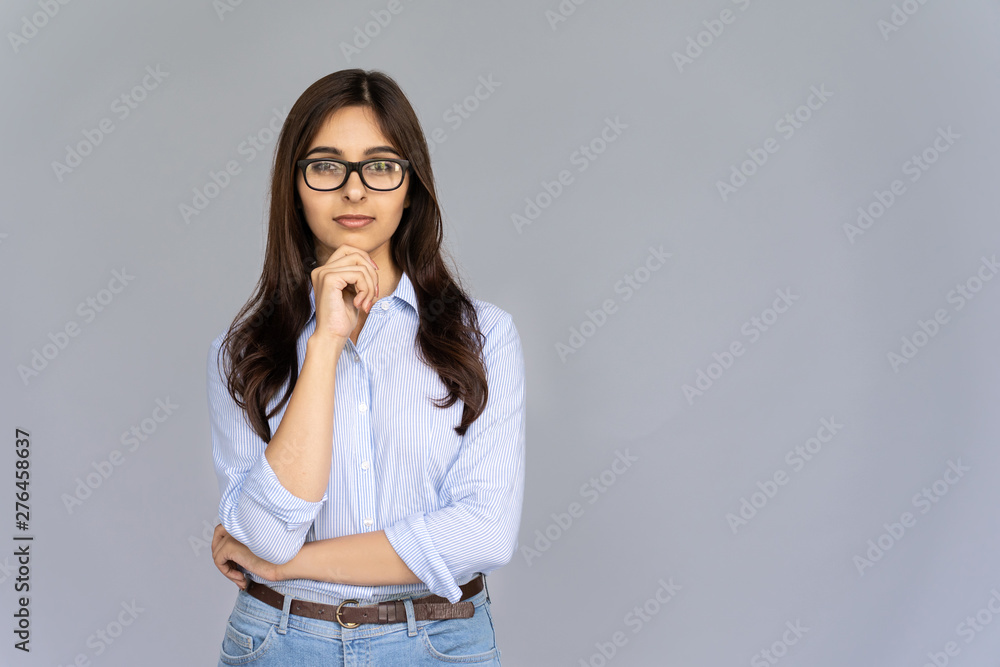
[215,69,487,441]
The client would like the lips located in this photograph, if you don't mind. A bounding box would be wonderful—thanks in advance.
[335,215,374,228]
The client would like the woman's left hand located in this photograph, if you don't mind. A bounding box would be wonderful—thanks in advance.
[211,523,281,588]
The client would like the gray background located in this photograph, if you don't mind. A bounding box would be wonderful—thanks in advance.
[2,1,999,665]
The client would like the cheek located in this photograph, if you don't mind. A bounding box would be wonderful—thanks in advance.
[384,193,409,218]
[298,200,329,236]
[296,179,317,210]
[298,190,326,220]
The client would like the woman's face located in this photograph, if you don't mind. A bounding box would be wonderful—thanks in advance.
[296,105,410,266]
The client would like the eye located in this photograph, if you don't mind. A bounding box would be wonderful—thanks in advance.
[312,160,344,174]
[366,160,396,173]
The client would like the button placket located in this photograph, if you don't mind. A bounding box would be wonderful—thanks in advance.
[354,324,377,535]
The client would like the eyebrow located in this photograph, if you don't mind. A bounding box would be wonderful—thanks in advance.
[305,145,402,158]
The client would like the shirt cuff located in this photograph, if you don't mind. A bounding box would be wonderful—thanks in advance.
[240,449,327,530]
[384,514,464,603]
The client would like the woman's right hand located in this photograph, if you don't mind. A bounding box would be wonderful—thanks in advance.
[310,244,379,344]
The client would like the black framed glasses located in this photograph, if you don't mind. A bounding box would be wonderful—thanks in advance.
[296,158,410,192]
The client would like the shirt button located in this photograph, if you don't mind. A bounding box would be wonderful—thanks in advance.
[380,300,390,311]
[361,460,370,471]
[358,403,368,413]
[363,518,374,527]
[353,352,360,362]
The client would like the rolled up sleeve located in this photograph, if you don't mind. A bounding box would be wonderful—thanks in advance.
[207,335,327,565]
[384,312,526,602]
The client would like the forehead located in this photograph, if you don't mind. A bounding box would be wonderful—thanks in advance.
[308,105,392,150]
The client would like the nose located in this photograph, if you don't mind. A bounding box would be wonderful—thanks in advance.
[342,169,366,200]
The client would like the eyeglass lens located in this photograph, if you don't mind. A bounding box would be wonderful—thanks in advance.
[304,161,404,190]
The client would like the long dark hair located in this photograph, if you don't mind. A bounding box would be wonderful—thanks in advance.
[216,69,487,441]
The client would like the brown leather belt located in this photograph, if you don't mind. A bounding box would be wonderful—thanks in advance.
[245,574,484,628]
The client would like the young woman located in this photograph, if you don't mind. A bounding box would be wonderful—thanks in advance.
[206,69,525,665]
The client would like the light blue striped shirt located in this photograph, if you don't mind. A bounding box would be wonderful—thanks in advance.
[207,270,526,605]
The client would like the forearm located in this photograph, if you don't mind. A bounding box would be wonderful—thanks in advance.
[264,334,343,502]
[277,530,422,587]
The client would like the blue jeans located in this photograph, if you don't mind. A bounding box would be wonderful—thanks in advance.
[216,585,502,665]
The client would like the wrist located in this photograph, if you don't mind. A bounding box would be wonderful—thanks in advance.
[307,333,347,356]
[271,555,292,582]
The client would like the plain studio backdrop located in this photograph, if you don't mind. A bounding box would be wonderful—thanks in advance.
[2,1,1000,665]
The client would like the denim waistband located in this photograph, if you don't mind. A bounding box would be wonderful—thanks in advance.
[244,572,480,607]
[231,582,490,641]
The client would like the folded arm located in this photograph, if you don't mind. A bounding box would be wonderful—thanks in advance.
[275,530,421,586]
[210,312,525,597]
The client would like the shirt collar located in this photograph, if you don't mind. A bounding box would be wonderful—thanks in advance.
[307,269,417,322]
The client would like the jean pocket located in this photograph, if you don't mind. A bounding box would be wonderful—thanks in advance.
[419,606,499,664]
[219,609,278,665]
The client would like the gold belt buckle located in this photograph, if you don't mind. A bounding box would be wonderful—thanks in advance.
[336,599,360,628]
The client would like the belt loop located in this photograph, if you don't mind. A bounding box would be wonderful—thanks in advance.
[482,573,491,604]
[277,592,293,635]
[403,597,417,637]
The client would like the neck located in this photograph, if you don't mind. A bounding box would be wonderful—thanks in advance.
[378,261,402,302]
